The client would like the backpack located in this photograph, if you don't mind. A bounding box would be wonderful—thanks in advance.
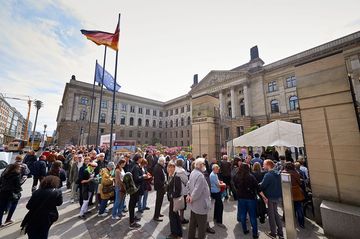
[123,172,138,195]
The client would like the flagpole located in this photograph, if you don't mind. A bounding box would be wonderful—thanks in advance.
[87,60,97,146]
[109,13,121,161]
[96,46,107,149]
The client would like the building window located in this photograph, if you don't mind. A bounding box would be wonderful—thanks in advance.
[187,130,190,137]
[174,141,177,146]
[170,110,173,116]
[152,131,156,138]
[289,96,299,111]
[187,116,191,125]
[240,99,245,116]
[138,107,143,114]
[225,127,230,140]
[165,132,167,138]
[145,119,150,127]
[146,109,150,115]
[159,121,162,128]
[137,131,141,138]
[236,126,244,137]
[159,111,163,117]
[187,105,191,112]
[129,130,133,137]
[180,141,184,146]
[120,130,125,137]
[101,100,108,108]
[180,130,183,138]
[271,100,279,113]
[227,102,232,117]
[120,116,126,125]
[181,107,184,113]
[170,132,172,138]
[165,111,168,117]
[100,128,105,133]
[80,109,87,120]
[175,109,179,115]
[187,140,190,146]
[170,120,173,128]
[181,118,184,126]
[121,104,127,112]
[175,131,178,138]
[153,110,157,116]
[175,119,178,127]
[130,105,135,113]
[80,97,89,105]
[152,120,156,127]
[100,113,106,123]
[138,118,142,126]
[268,81,277,92]
[286,76,296,88]
[159,132,162,138]
[165,121,168,128]
[145,131,148,138]
[129,117,134,126]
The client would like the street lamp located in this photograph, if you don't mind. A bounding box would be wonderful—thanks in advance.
[31,100,43,149]
[43,124,47,149]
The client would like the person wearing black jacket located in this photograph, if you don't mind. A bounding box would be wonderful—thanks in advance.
[153,156,166,222]
[129,154,149,228]
[21,175,63,239]
[23,151,37,176]
[31,155,47,193]
[166,162,183,238]
[0,164,22,226]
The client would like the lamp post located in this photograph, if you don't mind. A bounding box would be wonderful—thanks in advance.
[31,100,43,149]
[43,124,47,149]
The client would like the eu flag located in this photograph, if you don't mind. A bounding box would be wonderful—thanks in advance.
[95,62,121,92]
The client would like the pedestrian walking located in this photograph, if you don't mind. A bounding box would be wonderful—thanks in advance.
[210,164,225,228]
[153,156,166,222]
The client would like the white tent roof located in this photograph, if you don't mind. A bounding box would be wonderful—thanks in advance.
[232,120,304,147]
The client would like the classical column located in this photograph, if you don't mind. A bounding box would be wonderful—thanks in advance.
[243,84,250,116]
[230,87,236,118]
[219,91,225,119]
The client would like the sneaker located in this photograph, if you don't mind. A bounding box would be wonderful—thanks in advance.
[253,234,259,239]
[206,227,215,234]
[78,215,86,220]
[243,230,250,235]
[265,232,276,239]
[112,216,121,220]
[117,213,125,218]
[137,209,144,213]
[98,213,107,217]
[129,222,141,229]
[105,208,109,213]
[144,207,150,210]
[216,223,226,229]
[4,220,14,225]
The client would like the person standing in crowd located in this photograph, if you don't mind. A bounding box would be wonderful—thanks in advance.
[251,153,263,166]
[69,154,80,203]
[0,164,22,226]
[234,163,265,239]
[166,161,183,239]
[220,155,232,199]
[297,156,309,182]
[252,162,266,223]
[138,159,151,213]
[64,149,76,189]
[153,156,166,222]
[79,160,97,219]
[112,159,126,219]
[283,162,305,228]
[202,153,211,175]
[129,154,148,228]
[145,150,154,175]
[14,155,30,184]
[98,162,115,216]
[187,158,211,239]
[77,155,87,206]
[21,176,63,239]
[230,157,241,201]
[23,150,37,177]
[210,164,225,228]
[47,160,66,188]
[184,153,193,177]
[175,159,189,224]
[31,155,47,193]
[260,159,284,239]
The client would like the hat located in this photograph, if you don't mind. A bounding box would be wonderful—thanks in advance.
[107,162,115,169]
[89,162,98,167]
[97,153,105,158]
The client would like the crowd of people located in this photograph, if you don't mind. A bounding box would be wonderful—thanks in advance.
[0,146,310,239]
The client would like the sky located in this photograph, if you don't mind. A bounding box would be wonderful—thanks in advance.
[0,0,359,134]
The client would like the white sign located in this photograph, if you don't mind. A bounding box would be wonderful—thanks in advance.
[281,173,291,183]
[100,133,116,147]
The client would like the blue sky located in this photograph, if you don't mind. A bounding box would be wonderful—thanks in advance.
[0,0,359,134]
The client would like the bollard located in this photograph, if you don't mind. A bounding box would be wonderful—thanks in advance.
[281,173,297,239]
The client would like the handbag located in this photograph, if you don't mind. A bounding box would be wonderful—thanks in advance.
[172,175,185,212]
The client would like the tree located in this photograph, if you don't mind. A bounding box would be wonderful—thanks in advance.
[31,100,43,148]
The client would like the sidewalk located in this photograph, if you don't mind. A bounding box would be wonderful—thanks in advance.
[0,179,327,239]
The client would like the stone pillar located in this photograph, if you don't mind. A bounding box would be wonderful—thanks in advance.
[243,84,250,116]
[219,91,225,119]
[230,87,236,118]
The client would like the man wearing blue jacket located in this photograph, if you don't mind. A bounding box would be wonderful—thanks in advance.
[260,159,284,239]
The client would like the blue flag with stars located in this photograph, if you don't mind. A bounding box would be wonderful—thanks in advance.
[95,62,121,92]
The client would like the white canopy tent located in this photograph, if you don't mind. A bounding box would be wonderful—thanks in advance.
[231,120,304,148]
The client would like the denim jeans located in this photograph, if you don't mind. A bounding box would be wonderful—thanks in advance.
[0,197,18,224]
[98,199,108,214]
[238,199,258,237]
[294,201,305,227]
[237,199,241,222]
[112,186,125,217]
[138,190,148,211]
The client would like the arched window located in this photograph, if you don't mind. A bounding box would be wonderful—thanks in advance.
[152,120,156,127]
[227,102,232,117]
[289,96,298,111]
[129,117,134,126]
[100,113,106,123]
[138,118,142,126]
[270,100,279,113]
[187,116,191,125]
[145,119,150,127]
[80,109,87,120]
[170,120,173,128]
[239,99,245,116]
[181,118,184,126]
[175,119,178,127]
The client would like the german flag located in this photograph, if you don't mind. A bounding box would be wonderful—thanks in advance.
[81,23,119,51]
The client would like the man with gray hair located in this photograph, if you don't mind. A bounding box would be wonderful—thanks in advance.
[153,156,166,221]
[187,158,211,239]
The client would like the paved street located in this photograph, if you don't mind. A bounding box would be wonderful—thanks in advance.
[0,176,327,239]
